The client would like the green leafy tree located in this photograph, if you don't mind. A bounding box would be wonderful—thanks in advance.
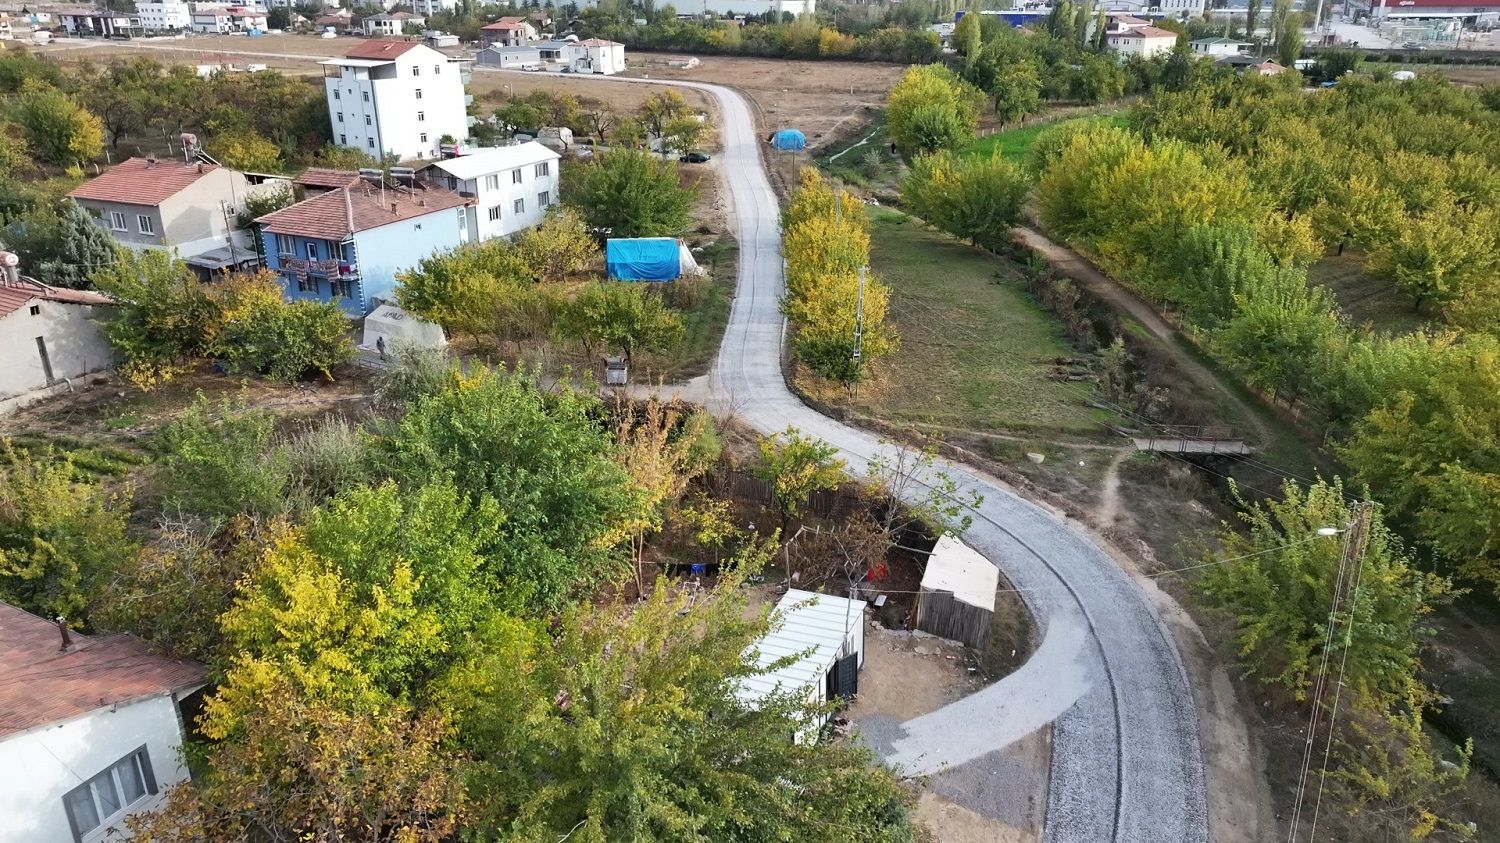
[990,60,1043,125]
[378,367,639,612]
[1199,478,1453,706]
[449,552,917,841]
[885,64,980,156]
[206,129,284,174]
[396,238,531,341]
[37,200,118,289]
[952,10,982,59]
[554,281,684,364]
[563,149,696,238]
[210,273,354,382]
[156,393,290,520]
[1367,203,1499,312]
[91,249,220,388]
[635,88,694,143]
[9,83,104,167]
[753,427,846,532]
[902,152,1029,252]
[0,443,136,623]
[1275,9,1305,68]
[1212,269,1341,407]
[511,207,599,283]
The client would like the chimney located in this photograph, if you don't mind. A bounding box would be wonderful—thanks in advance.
[146,156,158,168]
[197,162,204,174]
[0,251,19,286]
[56,617,74,651]
[390,201,398,215]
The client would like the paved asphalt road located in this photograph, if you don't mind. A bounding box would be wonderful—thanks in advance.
[90,39,1210,838]
[627,75,1210,842]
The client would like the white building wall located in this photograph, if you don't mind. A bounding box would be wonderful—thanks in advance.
[0,300,114,413]
[674,0,816,15]
[0,696,193,843]
[326,46,468,161]
[1160,0,1205,17]
[471,162,559,240]
[138,0,191,30]
[410,0,458,14]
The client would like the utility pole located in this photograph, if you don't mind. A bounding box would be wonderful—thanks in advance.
[851,265,866,397]
[1286,500,1373,843]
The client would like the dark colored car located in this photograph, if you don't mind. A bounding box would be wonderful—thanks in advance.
[680,151,711,163]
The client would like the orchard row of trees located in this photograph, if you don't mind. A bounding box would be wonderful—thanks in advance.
[491,88,707,155]
[1032,79,1500,597]
[781,170,896,387]
[0,356,921,840]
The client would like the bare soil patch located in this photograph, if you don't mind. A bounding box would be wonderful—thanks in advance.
[914,791,1036,843]
[845,626,977,724]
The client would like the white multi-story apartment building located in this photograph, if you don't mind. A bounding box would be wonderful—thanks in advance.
[409,0,459,16]
[190,4,268,31]
[419,142,561,242]
[322,40,469,161]
[138,0,191,30]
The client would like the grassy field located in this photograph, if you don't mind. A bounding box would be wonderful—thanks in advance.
[836,207,1113,436]
[1308,251,1429,336]
[965,114,1128,164]
[642,238,737,383]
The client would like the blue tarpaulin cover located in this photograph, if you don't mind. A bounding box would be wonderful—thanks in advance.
[772,129,806,152]
[607,238,681,281]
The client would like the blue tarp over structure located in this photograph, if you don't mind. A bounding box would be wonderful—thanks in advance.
[772,129,806,152]
[607,238,681,281]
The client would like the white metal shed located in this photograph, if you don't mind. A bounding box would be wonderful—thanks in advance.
[738,589,866,740]
[914,534,999,648]
[360,304,447,354]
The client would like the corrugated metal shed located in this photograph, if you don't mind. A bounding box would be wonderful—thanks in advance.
[738,589,865,707]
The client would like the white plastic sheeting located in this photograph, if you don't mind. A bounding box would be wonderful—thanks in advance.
[360,304,446,353]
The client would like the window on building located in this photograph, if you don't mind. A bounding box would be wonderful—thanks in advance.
[435,63,442,74]
[304,241,318,260]
[420,132,428,143]
[417,110,425,122]
[487,205,502,221]
[62,747,157,842]
[535,161,550,177]
[333,89,340,100]
[340,133,347,145]
[29,304,39,316]
[276,234,294,255]
[538,190,550,207]
[364,114,372,126]
[511,168,522,184]
[297,274,317,293]
[367,138,375,148]
[336,111,343,122]
[513,197,525,214]
[331,277,353,299]
[412,64,421,76]
[109,211,127,231]
[415,88,422,100]
[484,174,499,190]
[362,90,369,102]
[137,215,154,235]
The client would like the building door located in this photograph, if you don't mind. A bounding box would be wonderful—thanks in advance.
[828,653,858,702]
[35,336,54,383]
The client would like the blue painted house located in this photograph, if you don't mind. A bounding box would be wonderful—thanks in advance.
[255,182,472,316]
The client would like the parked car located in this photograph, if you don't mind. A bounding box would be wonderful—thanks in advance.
[680,151,711,163]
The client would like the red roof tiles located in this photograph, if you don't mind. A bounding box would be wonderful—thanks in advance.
[295,167,363,190]
[256,183,472,241]
[0,603,205,738]
[343,38,421,60]
[0,278,112,319]
[68,157,221,207]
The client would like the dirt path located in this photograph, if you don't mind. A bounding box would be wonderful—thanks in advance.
[1094,448,1133,530]
[1011,226,1274,448]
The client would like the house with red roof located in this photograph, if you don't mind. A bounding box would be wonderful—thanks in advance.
[66,156,257,260]
[1107,24,1180,58]
[255,175,473,315]
[0,256,115,415]
[480,15,537,47]
[0,602,205,842]
[321,40,470,161]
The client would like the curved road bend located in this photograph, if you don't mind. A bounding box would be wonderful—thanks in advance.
[577,72,1209,843]
[100,42,1208,839]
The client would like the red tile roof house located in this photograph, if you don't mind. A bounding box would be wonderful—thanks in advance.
[67,157,258,261]
[480,16,537,47]
[256,178,474,316]
[0,602,205,843]
[0,256,115,416]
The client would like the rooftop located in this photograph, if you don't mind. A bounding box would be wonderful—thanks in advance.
[295,167,363,190]
[576,38,623,46]
[422,141,560,181]
[256,183,472,240]
[1119,25,1180,38]
[921,534,1000,610]
[0,276,112,319]
[342,38,421,60]
[68,157,223,207]
[738,589,865,704]
[0,602,205,739]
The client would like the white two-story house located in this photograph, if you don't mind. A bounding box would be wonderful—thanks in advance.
[419,142,560,242]
[322,40,470,162]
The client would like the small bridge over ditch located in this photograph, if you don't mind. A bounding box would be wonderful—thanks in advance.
[1122,425,1254,456]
